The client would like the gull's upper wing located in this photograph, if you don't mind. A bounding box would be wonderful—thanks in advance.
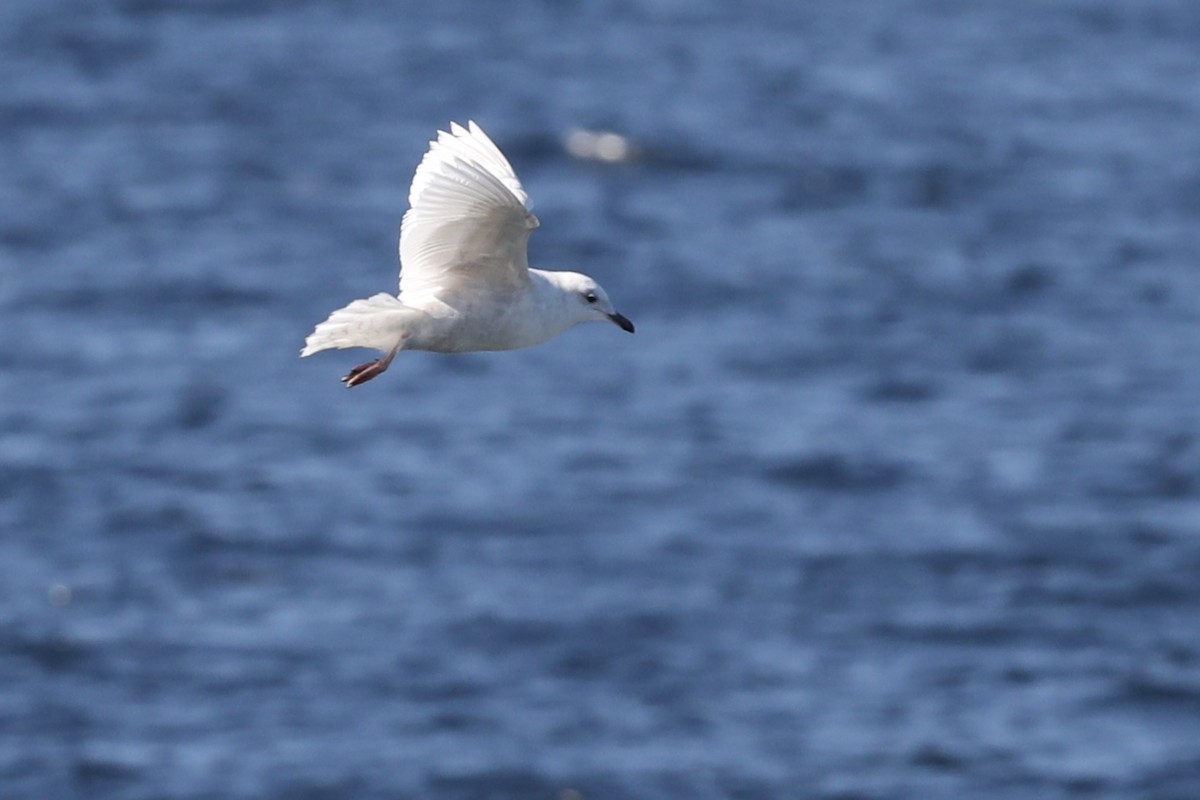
[398,122,538,297]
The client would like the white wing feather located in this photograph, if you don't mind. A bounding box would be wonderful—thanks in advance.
[399,121,538,297]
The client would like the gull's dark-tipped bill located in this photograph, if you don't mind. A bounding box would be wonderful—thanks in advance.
[609,313,635,333]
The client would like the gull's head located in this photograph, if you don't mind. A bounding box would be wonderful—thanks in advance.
[555,272,635,333]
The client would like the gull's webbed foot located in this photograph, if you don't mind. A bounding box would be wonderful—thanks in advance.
[341,359,388,387]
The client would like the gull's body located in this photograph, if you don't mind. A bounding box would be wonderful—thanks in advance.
[301,121,633,386]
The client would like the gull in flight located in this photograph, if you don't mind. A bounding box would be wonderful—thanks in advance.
[302,121,634,387]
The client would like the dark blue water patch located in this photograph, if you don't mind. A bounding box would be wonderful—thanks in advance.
[763,453,910,494]
[778,163,871,212]
[1091,433,1200,501]
[861,375,939,403]
[910,744,970,772]
[0,215,63,252]
[6,626,94,674]
[173,381,228,431]
[45,24,155,78]
[427,769,575,800]
[27,282,276,315]
[722,341,867,381]
[1134,762,1200,800]
[1001,262,1056,298]
[1108,673,1200,714]
[409,510,575,539]
[1012,555,1200,612]
[256,774,378,800]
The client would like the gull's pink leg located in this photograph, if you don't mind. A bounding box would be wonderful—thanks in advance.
[341,343,401,388]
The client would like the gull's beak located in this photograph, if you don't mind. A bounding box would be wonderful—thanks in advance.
[608,312,635,333]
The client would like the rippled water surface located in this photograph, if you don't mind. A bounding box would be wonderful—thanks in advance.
[3,1,1200,798]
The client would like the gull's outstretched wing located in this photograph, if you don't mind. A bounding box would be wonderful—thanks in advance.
[398,122,538,297]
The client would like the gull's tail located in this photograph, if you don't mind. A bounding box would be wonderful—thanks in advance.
[301,293,411,357]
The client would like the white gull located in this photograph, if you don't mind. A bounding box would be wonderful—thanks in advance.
[301,121,634,387]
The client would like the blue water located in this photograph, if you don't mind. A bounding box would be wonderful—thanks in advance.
[3,1,1200,798]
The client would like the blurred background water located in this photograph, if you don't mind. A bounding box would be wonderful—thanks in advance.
[3,1,1200,798]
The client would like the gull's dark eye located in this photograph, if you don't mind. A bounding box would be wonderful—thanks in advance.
[585,292,598,304]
